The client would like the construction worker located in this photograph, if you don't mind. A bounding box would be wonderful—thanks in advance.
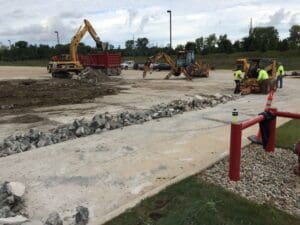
[143,59,152,78]
[233,67,243,94]
[276,62,285,88]
[257,68,269,94]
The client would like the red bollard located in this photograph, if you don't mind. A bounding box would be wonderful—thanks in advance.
[229,123,243,181]
[266,108,277,152]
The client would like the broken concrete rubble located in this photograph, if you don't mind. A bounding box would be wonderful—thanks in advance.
[0,215,28,224]
[75,206,89,225]
[6,182,25,198]
[44,212,63,225]
[0,94,237,158]
[0,182,26,223]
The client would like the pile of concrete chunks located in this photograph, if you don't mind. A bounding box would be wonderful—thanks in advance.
[0,93,236,158]
[0,181,89,225]
[0,181,27,224]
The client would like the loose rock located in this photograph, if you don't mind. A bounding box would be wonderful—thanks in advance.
[44,212,63,225]
[75,206,89,225]
[0,94,237,158]
[200,144,299,216]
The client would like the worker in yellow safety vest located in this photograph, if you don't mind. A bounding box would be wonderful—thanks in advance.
[276,63,285,88]
[233,68,244,94]
[257,68,269,94]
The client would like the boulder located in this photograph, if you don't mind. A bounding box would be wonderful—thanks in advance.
[6,182,25,198]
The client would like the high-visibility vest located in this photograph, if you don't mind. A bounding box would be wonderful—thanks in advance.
[277,65,285,76]
[257,70,269,81]
[234,70,243,80]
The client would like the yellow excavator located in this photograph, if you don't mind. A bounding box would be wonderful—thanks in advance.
[143,50,209,80]
[236,58,277,94]
[47,19,107,77]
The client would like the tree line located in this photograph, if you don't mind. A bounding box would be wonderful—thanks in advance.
[0,25,299,61]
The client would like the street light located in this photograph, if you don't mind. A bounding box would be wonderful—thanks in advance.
[167,10,172,49]
[54,31,60,45]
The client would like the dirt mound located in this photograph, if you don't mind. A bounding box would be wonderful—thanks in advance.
[0,78,121,110]
[73,68,113,84]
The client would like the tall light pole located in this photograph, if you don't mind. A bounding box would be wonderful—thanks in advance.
[54,31,60,45]
[167,10,172,49]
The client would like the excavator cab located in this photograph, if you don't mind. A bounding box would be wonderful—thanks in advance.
[176,50,195,68]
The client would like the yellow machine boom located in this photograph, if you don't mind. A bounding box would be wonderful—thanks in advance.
[48,19,106,77]
[143,51,209,80]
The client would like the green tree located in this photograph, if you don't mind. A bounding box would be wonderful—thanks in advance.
[136,37,149,49]
[251,27,279,51]
[217,35,233,53]
[288,25,300,49]
[278,39,289,51]
[185,42,196,51]
[233,40,242,52]
[125,40,135,50]
[195,37,204,54]
[204,34,217,54]
[14,41,28,49]
[136,37,149,55]
[175,44,184,51]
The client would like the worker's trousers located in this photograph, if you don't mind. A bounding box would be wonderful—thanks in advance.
[277,75,283,88]
[234,80,241,94]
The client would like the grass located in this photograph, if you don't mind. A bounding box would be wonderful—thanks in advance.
[104,177,299,225]
[199,50,300,70]
[2,50,299,69]
[0,59,48,67]
[276,119,300,149]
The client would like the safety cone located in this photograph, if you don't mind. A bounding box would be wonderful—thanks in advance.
[247,90,274,144]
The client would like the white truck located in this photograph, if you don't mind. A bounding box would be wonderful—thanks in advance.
[121,60,135,70]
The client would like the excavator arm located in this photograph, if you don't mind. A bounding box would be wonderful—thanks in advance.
[69,19,106,62]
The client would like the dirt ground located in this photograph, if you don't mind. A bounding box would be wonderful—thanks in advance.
[0,78,122,110]
[0,66,49,80]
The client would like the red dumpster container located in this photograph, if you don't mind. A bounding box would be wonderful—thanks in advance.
[79,52,121,69]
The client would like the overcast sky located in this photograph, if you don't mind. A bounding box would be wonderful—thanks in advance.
[0,0,299,47]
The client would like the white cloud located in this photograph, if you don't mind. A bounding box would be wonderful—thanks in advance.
[0,0,299,47]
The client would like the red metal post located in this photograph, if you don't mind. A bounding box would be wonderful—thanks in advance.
[266,108,277,152]
[276,111,300,119]
[229,123,243,181]
[241,115,265,130]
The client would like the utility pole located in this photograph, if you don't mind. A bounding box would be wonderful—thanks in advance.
[133,34,135,61]
[54,31,60,45]
[167,10,172,49]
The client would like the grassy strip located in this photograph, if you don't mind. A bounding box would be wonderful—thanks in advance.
[1,50,300,69]
[104,177,299,225]
[0,59,48,67]
[276,119,300,149]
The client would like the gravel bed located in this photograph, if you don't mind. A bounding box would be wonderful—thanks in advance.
[200,144,300,217]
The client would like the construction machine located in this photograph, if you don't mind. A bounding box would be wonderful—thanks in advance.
[143,50,209,80]
[48,19,107,78]
[236,58,277,94]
